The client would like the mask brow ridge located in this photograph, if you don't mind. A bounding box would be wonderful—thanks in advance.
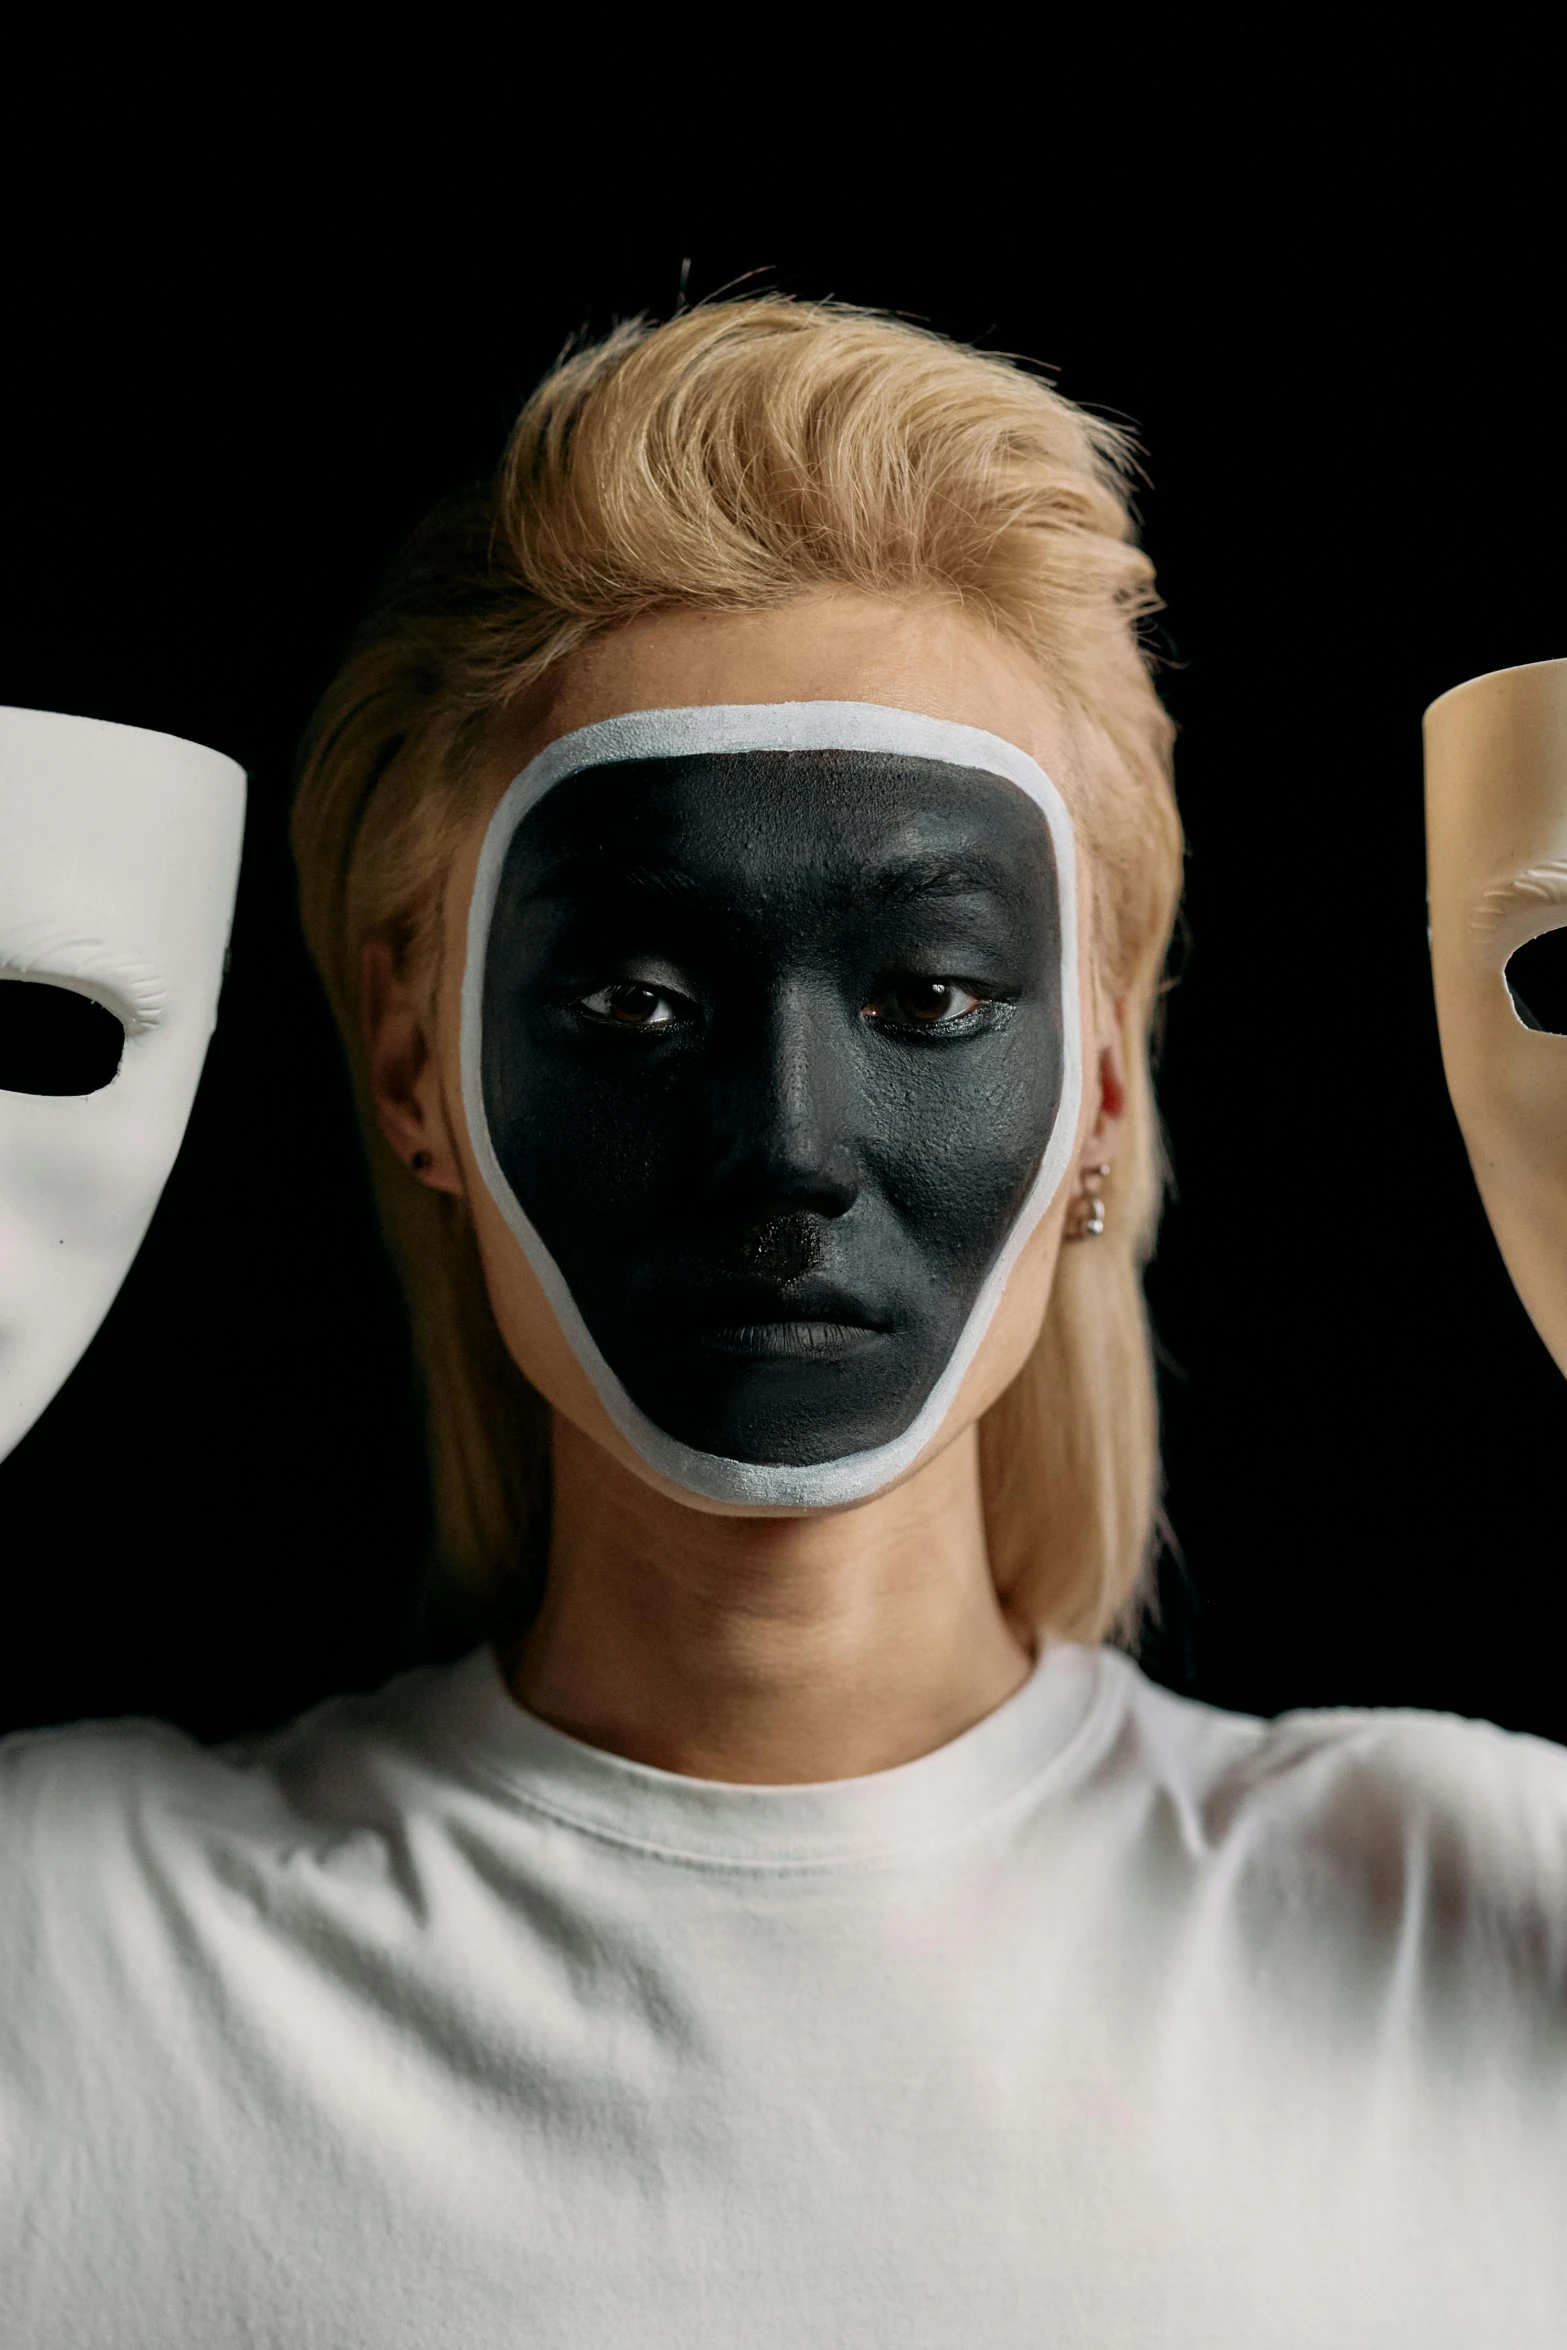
[1470,861,1567,950]
[0,921,168,1032]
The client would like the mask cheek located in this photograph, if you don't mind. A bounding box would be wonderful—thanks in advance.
[1439,912,1567,1380]
[2,1097,153,1248]
[0,1031,215,1450]
[0,1208,122,1432]
[0,1114,147,1458]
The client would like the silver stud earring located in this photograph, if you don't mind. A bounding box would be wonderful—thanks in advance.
[1063,1163,1110,1242]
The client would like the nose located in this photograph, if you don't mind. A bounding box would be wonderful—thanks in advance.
[708,980,861,1222]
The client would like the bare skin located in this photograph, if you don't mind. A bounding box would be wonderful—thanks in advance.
[365,590,1126,1782]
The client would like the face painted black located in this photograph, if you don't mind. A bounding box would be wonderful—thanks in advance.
[481,749,1064,1466]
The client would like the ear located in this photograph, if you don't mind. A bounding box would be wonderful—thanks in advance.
[360,936,465,1196]
[1081,996,1130,1171]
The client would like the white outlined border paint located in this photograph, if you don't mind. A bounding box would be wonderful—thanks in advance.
[461,702,1082,1508]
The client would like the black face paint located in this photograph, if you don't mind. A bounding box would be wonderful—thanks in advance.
[480,747,1064,1470]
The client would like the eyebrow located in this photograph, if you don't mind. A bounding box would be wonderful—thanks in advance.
[862,853,1019,905]
[531,858,710,906]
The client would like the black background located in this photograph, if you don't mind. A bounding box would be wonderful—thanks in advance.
[3,162,1564,1747]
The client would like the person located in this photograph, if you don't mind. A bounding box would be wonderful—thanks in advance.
[3,299,1563,2347]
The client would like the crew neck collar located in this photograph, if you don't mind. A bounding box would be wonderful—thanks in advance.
[431,1638,1114,1868]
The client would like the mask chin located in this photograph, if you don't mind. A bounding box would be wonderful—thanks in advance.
[0,709,244,1465]
[463,701,1082,1509]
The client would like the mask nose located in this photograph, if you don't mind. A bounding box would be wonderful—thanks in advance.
[710,982,861,1224]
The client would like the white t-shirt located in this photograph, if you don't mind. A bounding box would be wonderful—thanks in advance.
[2,1639,1565,2347]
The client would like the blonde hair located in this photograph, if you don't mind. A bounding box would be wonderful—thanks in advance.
[293,298,1182,1644]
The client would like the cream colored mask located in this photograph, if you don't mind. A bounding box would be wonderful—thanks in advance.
[1425,657,1567,1376]
[0,708,245,1462]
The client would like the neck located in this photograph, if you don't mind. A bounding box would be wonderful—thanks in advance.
[506,1414,1035,1783]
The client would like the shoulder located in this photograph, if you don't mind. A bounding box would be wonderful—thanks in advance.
[0,1708,213,1864]
[0,1656,483,1929]
[1245,1697,1567,1960]
[1100,1647,1567,1839]
[1101,1648,1567,1874]
[1096,1652,1567,2012]
[0,1712,232,2102]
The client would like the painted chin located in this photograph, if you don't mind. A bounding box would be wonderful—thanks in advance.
[600,1273,926,1464]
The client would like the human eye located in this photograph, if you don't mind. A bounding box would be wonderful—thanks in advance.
[578,980,692,1031]
[863,977,1004,1035]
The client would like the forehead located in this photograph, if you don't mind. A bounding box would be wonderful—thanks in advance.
[503,748,1056,907]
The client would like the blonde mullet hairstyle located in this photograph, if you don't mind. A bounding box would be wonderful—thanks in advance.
[293,297,1183,1646]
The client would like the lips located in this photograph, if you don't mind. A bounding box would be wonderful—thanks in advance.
[696,1320,887,1362]
[670,1275,891,1365]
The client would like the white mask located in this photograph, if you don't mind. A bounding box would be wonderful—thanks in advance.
[1425,656,1567,1377]
[0,708,245,1463]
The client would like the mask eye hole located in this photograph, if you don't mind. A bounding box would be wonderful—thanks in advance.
[1504,930,1567,1036]
[0,980,127,1096]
